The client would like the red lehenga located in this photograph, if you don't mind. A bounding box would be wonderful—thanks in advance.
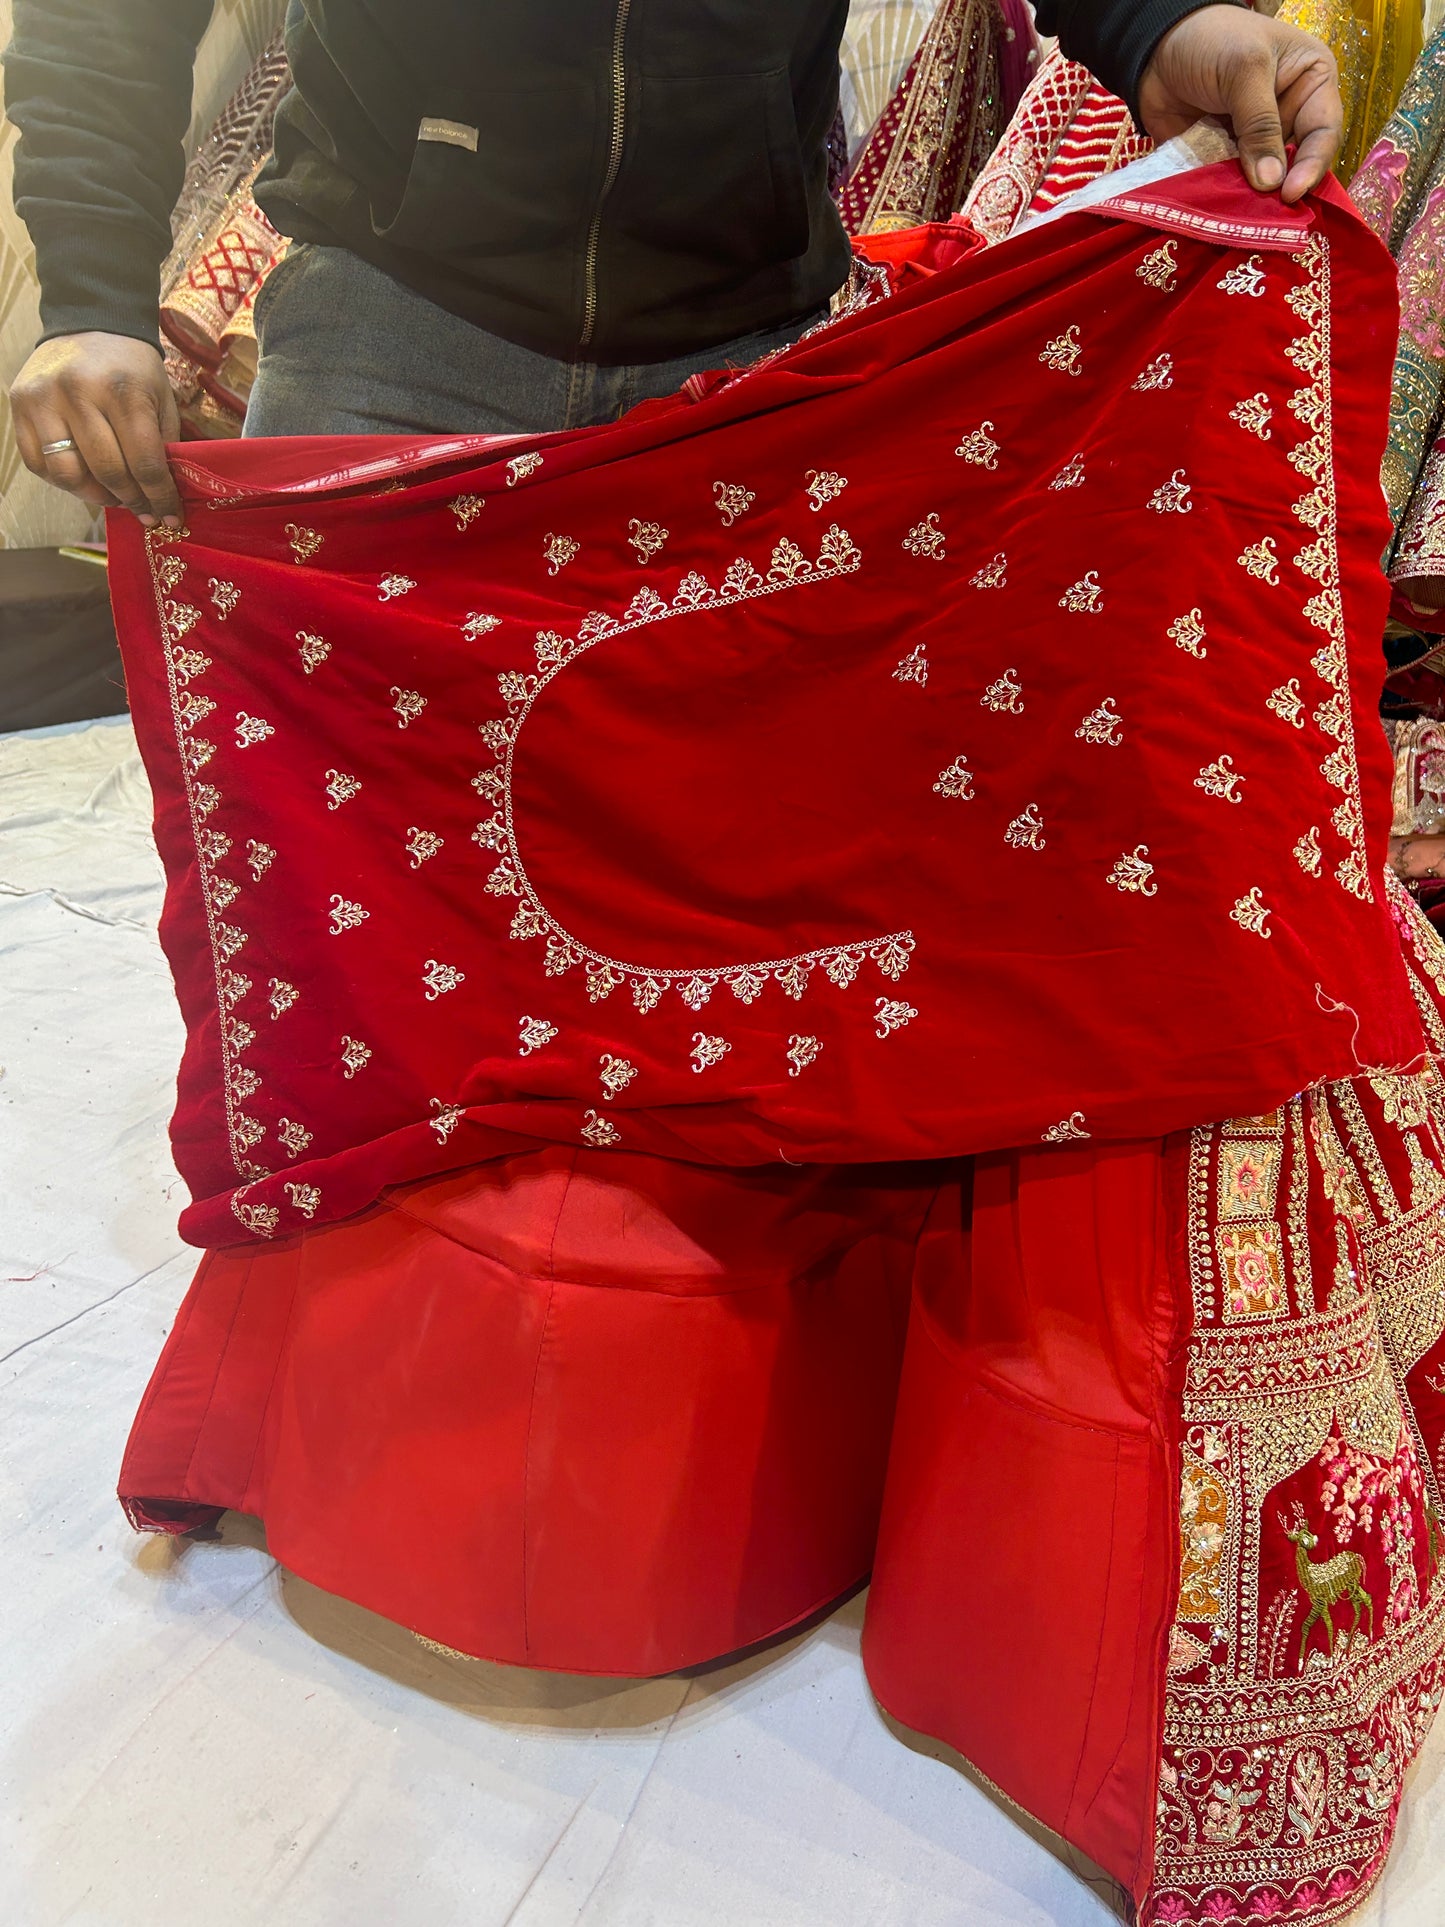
[110,158,1445,1925]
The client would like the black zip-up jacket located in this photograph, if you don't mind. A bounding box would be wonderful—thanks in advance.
[3,1,1213,366]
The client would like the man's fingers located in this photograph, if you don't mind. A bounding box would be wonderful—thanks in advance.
[1222,53,1288,191]
[1278,62,1344,202]
[114,390,184,523]
[68,405,162,523]
[13,403,121,508]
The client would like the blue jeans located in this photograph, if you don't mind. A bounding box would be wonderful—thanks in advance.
[244,242,824,438]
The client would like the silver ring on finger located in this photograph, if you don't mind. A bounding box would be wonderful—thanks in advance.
[41,437,76,456]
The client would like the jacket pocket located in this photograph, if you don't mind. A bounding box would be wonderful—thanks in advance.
[372,80,596,256]
[617,68,810,271]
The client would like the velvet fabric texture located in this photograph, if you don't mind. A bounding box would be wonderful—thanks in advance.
[107,165,1410,1251]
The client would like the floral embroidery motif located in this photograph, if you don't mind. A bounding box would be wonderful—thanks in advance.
[981,668,1023,714]
[328,896,368,935]
[713,481,754,526]
[1218,252,1267,297]
[1237,536,1280,584]
[1136,237,1179,292]
[268,978,298,1020]
[277,1117,312,1159]
[340,1036,371,1078]
[391,687,427,729]
[1107,845,1158,896]
[1049,453,1086,491]
[462,612,502,640]
[787,1035,822,1076]
[1005,803,1046,851]
[1230,392,1273,440]
[1177,1449,1229,1621]
[901,512,946,559]
[1295,826,1324,876]
[1058,570,1103,613]
[1038,323,1082,375]
[284,523,322,563]
[378,573,416,600]
[933,755,975,800]
[954,422,999,469]
[231,1194,279,1238]
[628,518,668,564]
[165,599,201,643]
[1168,608,1207,659]
[429,1099,465,1144]
[1149,468,1194,514]
[1218,1137,1281,1220]
[598,1053,637,1100]
[805,469,848,511]
[405,827,443,869]
[690,1033,732,1073]
[874,998,918,1038]
[1267,679,1306,728]
[283,1181,321,1219]
[325,770,361,810]
[507,452,542,485]
[209,578,239,619]
[1217,1222,1287,1319]
[892,644,929,686]
[1230,888,1272,938]
[297,631,330,673]
[1075,698,1123,747]
[234,712,274,748]
[421,959,464,999]
[970,552,1008,589]
[1041,1111,1090,1143]
[1132,352,1174,391]
[209,876,240,914]
[543,534,578,575]
[1195,755,1244,803]
[184,737,216,774]
[517,1015,557,1056]
[450,494,485,530]
[156,555,186,594]
[580,1109,621,1148]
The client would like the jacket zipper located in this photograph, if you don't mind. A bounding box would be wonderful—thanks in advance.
[579,0,632,351]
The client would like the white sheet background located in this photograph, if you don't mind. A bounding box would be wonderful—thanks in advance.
[3,718,1442,1927]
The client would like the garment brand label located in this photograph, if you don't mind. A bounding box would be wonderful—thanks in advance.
[417,117,479,152]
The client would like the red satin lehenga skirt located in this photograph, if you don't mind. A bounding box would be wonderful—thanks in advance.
[122,917,1445,1927]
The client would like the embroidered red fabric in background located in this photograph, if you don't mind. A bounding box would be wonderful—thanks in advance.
[108,167,1409,1249]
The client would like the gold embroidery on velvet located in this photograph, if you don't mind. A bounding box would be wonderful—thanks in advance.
[1230,888,1273,938]
[405,828,443,869]
[713,482,754,526]
[1049,452,1085,491]
[902,512,946,559]
[1137,238,1180,292]
[297,630,330,673]
[1219,1138,1282,1221]
[277,1116,312,1158]
[283,1181,320,1219]
[1058,570,1103,613]
[268,978,298,1020]
[804,469,848,511]
[284,523,322,563]
[1230,393,1274,441]
[1267,678,1306,728]
[1169,608,1207,659]
[1041,1111,1090,1143]
[690,1033,731,1073]
[1196,756,1245,803]
[580,1108,621,1147]
[327,896,368,935]
[462,612,502,640]
[1218,252,1268,297]
[971,552,1008,589]
[893,644,929,686]
[1075,698,1124,746]
[450,494,485,530]
[1107,846,1157,896]
[955,422,1000,469]
[628,519,668,564]
[421,959,464,999]
[786,1035,822,1076]
[1179,1450,1230,1621]
[518,1015,557,1056]
[391,687,427,729]
[873,998,918,1037]
[981,668,1023,713]
[480,525,914,1013]
[507,452,542,485]
[542,535,578,576]
[1238,536,1281,583]
[340,1036,372,1078]
[1295,827,1324,876]
[1038,323,1083,375]
[1004,803,1046,851]
[1149,468,1194,514]
[598,1053,637,1101]
[933,755,975,800]
[209,578,239,619]
[1132,352,1175,391]
[325,770,361,810]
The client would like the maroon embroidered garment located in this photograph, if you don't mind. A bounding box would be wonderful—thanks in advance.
[108,166,1409,1249]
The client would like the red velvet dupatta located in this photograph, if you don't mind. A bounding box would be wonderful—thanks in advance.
[108,166,1412,1249]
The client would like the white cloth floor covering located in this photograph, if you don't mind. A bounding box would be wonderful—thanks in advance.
[3,717,1444,1927]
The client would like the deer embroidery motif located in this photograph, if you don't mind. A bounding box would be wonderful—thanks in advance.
[1279,1502,1373,1665]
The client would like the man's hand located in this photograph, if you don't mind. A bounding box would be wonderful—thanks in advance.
[9,332,183,527]
[1138,4,1344,204]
